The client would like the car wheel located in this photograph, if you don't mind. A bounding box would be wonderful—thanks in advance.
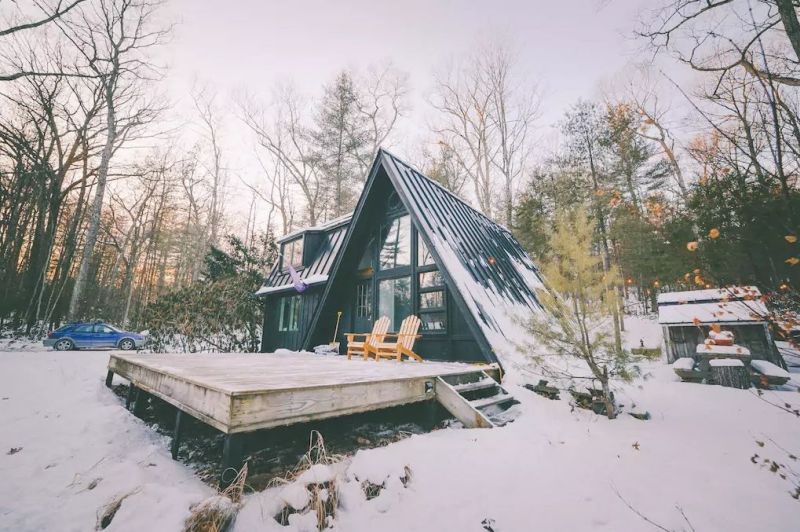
[118,338,136,351]
[55,338,74,351]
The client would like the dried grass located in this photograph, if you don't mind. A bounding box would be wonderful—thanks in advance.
[271,431,342,530]
[96,488,140,530]
[183,464,248,532]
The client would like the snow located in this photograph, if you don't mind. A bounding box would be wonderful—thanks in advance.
[750,360,791,379]
[622,315,663,350]
[276,213,352,244]
[697,343,751,356]
[657,286,761,304]
[255,274,329,295]
[284,363,800,531]
[709,358,745,367]
[4,335,800,531]
[672,357,696,371]
[0,350,211,531]
[658,300,768,325]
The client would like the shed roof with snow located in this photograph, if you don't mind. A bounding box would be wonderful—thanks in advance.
[657,286,768,325]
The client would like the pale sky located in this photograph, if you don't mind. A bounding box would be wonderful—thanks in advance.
[155,0,675,234]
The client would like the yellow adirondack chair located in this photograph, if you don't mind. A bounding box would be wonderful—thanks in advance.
[366,315,423,362]
[345,316,390,360]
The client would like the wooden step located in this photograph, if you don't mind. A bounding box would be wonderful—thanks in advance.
[470,394,515,410]
[453,378,497,394]
[434,376,495,428]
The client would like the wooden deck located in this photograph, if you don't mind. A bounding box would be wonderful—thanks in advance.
[107,352,495,434]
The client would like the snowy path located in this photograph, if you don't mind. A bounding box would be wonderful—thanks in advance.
[0,351,210,531]
[1,346,799,531]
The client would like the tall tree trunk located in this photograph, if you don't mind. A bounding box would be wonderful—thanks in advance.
[69,83,116,319]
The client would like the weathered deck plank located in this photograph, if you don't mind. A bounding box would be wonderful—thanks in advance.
[108,352,493,434]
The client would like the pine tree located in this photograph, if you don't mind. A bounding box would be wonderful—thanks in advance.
[523,207,654,419]
[311,71,369,218]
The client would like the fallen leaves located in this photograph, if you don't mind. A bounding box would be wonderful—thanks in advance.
[785,257,799,266]
[708,228,720,239]
[632,442,640,451]
[686,241,698,251]
[785,235,797,243]
[7,447,21,455]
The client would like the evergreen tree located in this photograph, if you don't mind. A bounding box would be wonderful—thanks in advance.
[311,71,369,218]
[603,103,670,215]
[522,207,655,419]
[145,232,277,353]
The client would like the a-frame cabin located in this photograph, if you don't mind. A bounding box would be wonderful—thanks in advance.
[258,150,545,367]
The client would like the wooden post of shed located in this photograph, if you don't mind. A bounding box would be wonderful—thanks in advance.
[105,370,114,388]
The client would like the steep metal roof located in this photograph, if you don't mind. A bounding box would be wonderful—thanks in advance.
[379,150,545,369]
[300,149,546,371]
[256,216,350,296]
[381,150,543,311]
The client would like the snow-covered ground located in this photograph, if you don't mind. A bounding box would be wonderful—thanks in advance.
[2,318,799,531]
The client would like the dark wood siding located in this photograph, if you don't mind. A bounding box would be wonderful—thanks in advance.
[261,289,322,352]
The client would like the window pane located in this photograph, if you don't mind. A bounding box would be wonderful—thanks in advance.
[284,238,303,269]
[419,270,444,288]
[418,236,435,266]
[420,312,446,332]
[420,290,444,309]
[279,296,301,332]
[356,283,372,319]
[378,277,411,330]
[358,237,374,272]
[379,216,411,270]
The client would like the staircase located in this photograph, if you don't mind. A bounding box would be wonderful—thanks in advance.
[435,370,517,428]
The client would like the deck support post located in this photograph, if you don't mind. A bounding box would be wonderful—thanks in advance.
[105,370,114,388]
[126,384,137,410]
[171,410,184,460]
[220,433,245,488]
[132,388,147,418]
[423,399,439,431]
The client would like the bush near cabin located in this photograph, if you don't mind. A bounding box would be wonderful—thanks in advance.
[144,234,276,353]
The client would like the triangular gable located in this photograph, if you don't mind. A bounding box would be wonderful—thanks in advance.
[305,149,546,371]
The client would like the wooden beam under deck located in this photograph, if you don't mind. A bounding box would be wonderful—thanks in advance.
[107,352,497,435]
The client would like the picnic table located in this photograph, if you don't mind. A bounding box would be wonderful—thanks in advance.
[696,344,752,389]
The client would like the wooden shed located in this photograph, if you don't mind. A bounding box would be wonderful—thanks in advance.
[657,287,786,369]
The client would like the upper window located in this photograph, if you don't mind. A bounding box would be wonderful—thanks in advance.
[378,215,411,270]
[278,295,301,332]
[283,237,304,269]
[387,191,403,212]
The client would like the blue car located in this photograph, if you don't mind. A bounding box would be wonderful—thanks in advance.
[43,322,147,351]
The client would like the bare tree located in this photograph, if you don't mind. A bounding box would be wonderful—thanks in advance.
[431,40,540,225]
[640,0,800,86]
[238,85,324,226]
[352,62,409,175]
[0,0,94,81]
[66,0,169,319]
[605,65,689,199]
[485,43,541,226]
[192,84,226,246]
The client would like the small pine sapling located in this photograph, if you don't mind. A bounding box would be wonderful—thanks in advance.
[522,207,657,419]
